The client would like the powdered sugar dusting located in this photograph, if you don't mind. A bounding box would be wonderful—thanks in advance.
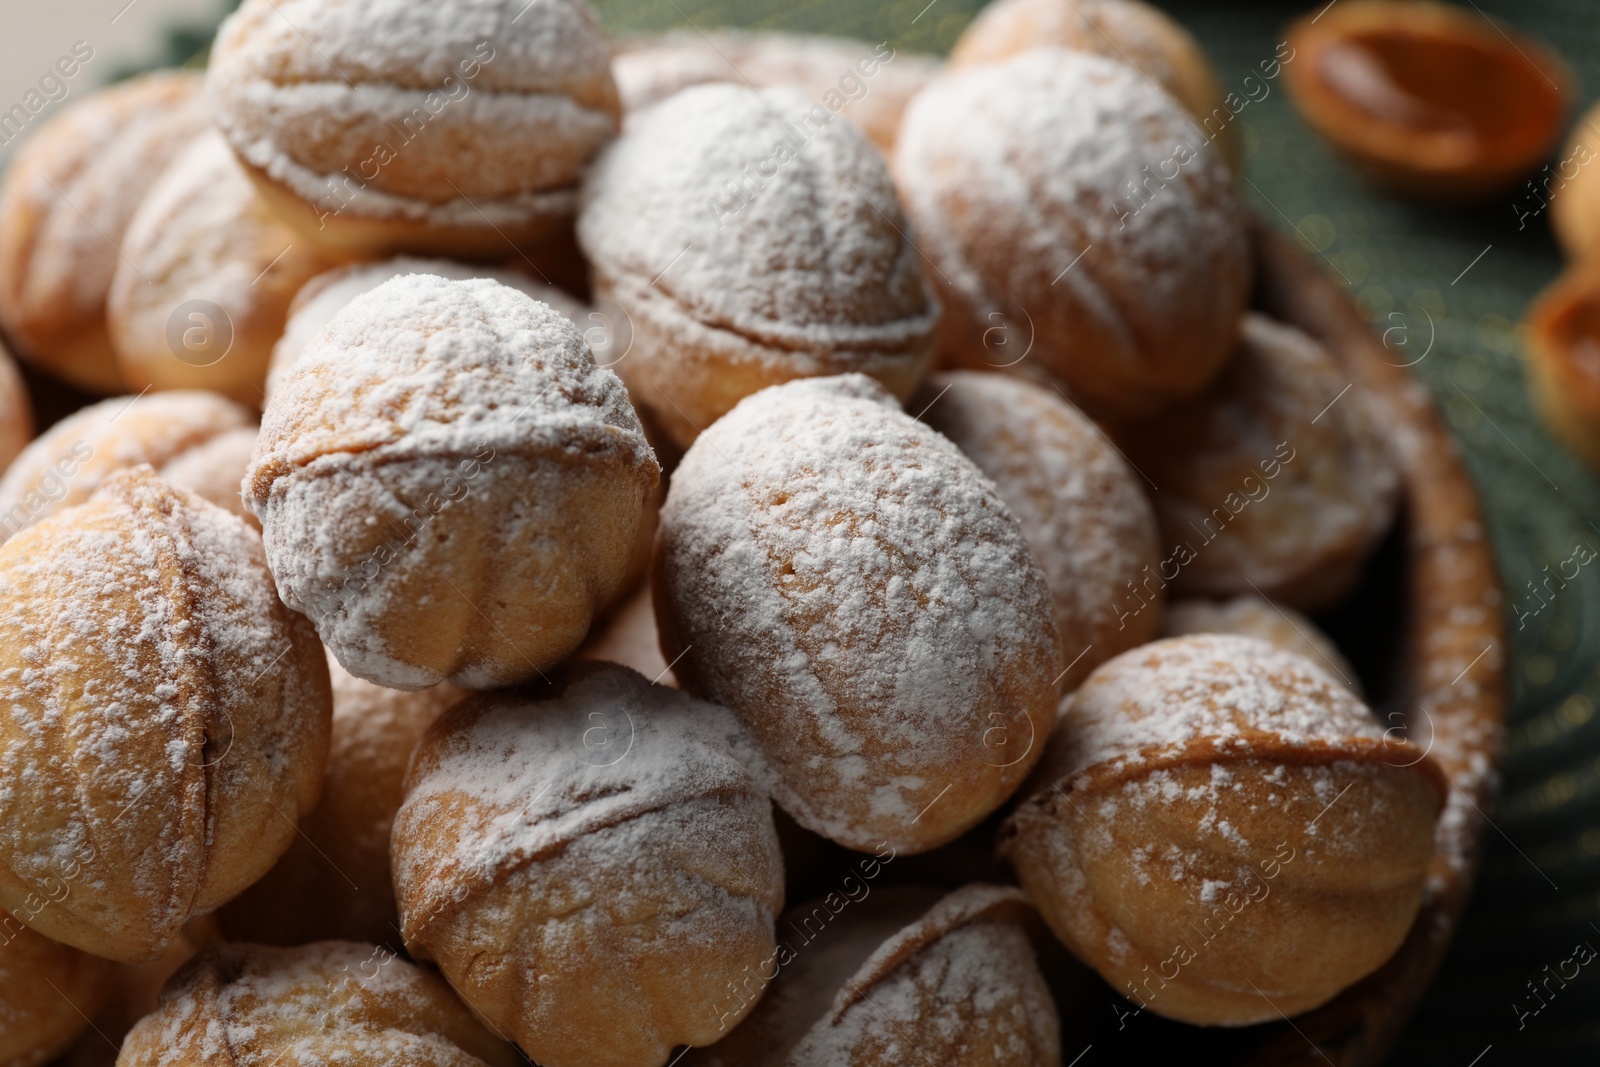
[267,258,587,397]
[250,273,652,489]
[790,885,1058,1065]
[1054,634,1386,784]
[394,663,777,943]
[655,374,1059,850]
[897,48,1235,310]
[0,467,326,960]
[122,940,515,1065]
[918,370,1161,682]
[208,0,619,225]
[0,390,255,542]
[578,82,937,348]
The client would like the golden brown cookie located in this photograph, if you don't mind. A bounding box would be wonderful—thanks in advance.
[1001,634,1444,1025]
[120,941,521,1067]
[916,370,1163,692]
[0,925,115,1067]
[0,72,208,394]
[578,83,939,448]
[156,426,261,529]
[613,31,940,156]
[654,374,1060,854]
[0,390,254,545]
[1524,266,1600,473]
[107,132,343,406]
[246,274,659,690]
[220,650,460,948]
[266,257,587,399]
[1163,594,1358,692]
[207,0,621,257]
[58,917,222,1067]
[0,468,330,963]
[0,341,32,476]
[1551,101,1600,262]
[689,885,1059,1066]
[394,663,784,1067]
[895,48,1250,420]
[949,0,1239,170]
[1107,312,1401,609]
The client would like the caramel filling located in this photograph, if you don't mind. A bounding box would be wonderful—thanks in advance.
[1314,29,1562,155]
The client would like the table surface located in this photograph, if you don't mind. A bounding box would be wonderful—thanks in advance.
[41,0,1600,1061]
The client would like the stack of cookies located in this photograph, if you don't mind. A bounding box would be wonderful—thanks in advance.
[0,2,1482,1065]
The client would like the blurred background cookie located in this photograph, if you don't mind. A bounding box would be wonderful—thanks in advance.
[1163,593,1359,692]
[0,341,32,475]
[0,925,114,1067]
[613,30,940,156]
[949,0,1239,170]
[0,389,254,543]
[107,132,343,406]
[0,73,208,395]
[1107,312,1401,610]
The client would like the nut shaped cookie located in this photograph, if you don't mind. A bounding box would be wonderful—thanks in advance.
[394,663,784,1067]
[0,468,331,963]
[119,941,522,1067]
[578,83,939,448]
[689,885,1060,1067]
[1001,634,1444,1025]
[246,274,659,690]
[950,0,1240,169]
[208,0,621,257]
[0,72,208,394]
[895,49,1249,420]
[654,374,1060,854]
